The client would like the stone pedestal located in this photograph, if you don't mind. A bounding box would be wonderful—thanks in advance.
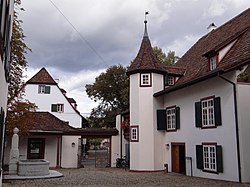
[9,128,19,175]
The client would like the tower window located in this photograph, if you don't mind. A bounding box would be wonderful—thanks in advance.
[140,73,151,87]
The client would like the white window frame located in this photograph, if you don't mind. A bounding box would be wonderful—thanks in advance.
[130,126,139,142]
[210,56,217,70]
[57,104,64,113]
[38,85,46,94]
[203,145,217,172]
[166,107,176,130]
[201,98,215,127]
[168,76,174,85]
[140,73,151,86]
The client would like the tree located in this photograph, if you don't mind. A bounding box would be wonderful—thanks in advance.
[86,65,129,128]
[6,0,36,134]
[153,47,180,65]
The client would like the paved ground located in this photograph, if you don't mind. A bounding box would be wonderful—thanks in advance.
[3,167,250,187]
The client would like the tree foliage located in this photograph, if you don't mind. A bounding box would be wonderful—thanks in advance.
[86,65,129,128]
[6,0,36,134]
[153,47,180,65]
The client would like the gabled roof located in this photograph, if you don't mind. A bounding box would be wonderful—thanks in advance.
[155,8,250,96]
[26,67,57,85]
[127,22,166,75]
[27,112,75,133]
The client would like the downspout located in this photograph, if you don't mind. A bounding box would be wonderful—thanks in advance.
[218,74,241,183]
[120,115,123,159]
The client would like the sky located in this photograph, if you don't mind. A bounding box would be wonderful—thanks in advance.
[19,0,250,116]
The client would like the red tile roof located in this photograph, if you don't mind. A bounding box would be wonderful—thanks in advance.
[127,36,166,75]
[27,112,75,133]
[26,67,57,85]
[155,8,250,96]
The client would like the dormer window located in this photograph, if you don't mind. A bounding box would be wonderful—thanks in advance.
[168,76,175,85]
[210,56,217,71]
[165,75,175,86]
[140,73,151,87]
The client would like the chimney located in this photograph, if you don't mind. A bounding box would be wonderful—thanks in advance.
[207,22,217,32]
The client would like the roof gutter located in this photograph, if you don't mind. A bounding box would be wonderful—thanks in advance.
[218,74,241,183]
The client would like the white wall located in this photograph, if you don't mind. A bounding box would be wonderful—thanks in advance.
[61,136,80,168]
[162,73,239,181]
[24,84,82,128]
[130,73,165,171]
[238,83,250,183]
[4,135,59,168]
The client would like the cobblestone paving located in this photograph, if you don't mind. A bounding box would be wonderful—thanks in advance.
[3,168,250,187]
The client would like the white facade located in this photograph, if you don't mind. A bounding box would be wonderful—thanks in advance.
[24,84,82,128]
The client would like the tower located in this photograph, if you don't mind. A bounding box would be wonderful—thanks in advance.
[127,14,166,171]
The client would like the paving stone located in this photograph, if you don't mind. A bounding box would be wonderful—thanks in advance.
[3,168,250,187]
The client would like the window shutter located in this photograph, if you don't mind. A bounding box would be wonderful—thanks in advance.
[216,145,223,173]
[195,101,202,127]
[176,107,180,129]
[45,86,51,94]
[214,97,222,126]
[157,110,166,130]
[196,145,203,169]
[51,104,57,112]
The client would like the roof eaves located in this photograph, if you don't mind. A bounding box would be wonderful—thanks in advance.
[154,69,224,97]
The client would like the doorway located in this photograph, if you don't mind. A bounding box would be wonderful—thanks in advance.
[171,143,186,174]
[27,138,45,159]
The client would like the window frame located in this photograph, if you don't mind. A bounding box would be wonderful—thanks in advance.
[203,144,217,172]
[201,96,215,128]
[38,85,51,94]
[167,76,175,86]
[130,125,139,142]
[140,73,151,87]
[51,104,64,113]
[166,106,176,131]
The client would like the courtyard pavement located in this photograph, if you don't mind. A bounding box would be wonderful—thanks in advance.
[3,167,250,187]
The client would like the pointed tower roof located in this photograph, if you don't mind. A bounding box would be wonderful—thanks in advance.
[26,67,57,85]
[127,17,166,75]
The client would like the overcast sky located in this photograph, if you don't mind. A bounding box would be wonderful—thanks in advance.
[19,0,250,116]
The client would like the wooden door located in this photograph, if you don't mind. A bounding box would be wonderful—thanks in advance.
[172,144,180,173]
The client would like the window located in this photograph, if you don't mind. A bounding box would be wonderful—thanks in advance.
[210,56,217,70]
[140,73,151,87]
[51,104,64,113]
[130,126,139,142]
[195,97,221,128]
[203,145,216,171]
[196,144,223,173]
[201,98,214,127]
[38,85,51,94]
[166,107,176,130]
[168,76,175,85]
[157,106,180,131]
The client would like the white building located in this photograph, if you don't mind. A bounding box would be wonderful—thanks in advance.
[4,68,88,168]
[0,0,14,184]
[113,8,250,183]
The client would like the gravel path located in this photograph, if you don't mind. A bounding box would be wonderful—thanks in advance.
[3,167,250,187]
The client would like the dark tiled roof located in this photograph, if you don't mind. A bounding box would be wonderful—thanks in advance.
[26,67,57,85]
[27,112,75,133]
[67,97,76,104]
[155,8,250,95]
[127,36,166,75]
[164,66,186,76]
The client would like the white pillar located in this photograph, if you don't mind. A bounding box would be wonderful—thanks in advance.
[9,127,19,175]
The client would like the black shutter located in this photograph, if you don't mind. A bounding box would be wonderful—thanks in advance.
[195,101,202,127]
[214,97,222,126]
[51,104,57,112]
[216,145,223,173]
[196,145,203,169]
[157,110,166,130]
[175,107,180,129]
[45,86,51,94]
